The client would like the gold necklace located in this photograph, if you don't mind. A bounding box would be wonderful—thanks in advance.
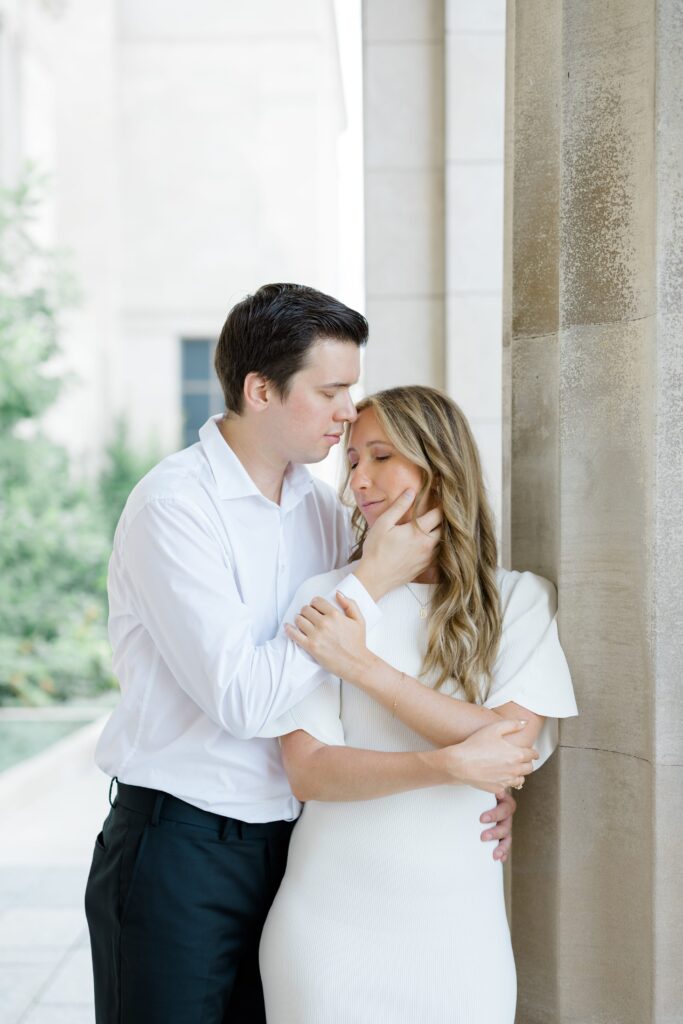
[404,584,431,619]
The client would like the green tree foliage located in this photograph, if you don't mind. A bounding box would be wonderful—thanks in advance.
[0,175,138,705]
[99,418,157,541]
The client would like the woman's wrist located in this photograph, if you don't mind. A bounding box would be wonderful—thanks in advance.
[416,748,463,787]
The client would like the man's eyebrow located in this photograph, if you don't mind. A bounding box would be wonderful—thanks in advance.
[319,381,355,388]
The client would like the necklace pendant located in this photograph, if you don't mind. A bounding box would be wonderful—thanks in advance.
[419,607,428,619]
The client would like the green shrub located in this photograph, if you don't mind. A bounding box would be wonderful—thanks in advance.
[0,174,116,705]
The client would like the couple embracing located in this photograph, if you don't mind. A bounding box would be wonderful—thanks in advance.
[85,283,577,1023]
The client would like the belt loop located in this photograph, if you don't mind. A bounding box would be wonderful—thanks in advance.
[150,792,165,827]
[108,776,118,808]
[219,816,231,842]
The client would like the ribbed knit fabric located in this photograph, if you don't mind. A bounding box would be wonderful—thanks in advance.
[260,567,577,1023]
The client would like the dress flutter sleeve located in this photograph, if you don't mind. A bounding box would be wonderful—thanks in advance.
[256,570,346,746]
[484,571,578,769]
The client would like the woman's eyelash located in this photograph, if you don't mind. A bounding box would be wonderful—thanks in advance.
[349,455,391,469]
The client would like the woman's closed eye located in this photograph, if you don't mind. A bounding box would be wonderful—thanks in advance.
[348,455,391,469]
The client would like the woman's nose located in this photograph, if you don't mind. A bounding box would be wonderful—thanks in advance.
[350,464,371,490]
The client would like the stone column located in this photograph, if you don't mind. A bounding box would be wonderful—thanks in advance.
[444,0,506,532]
[362,0,445,391]
[362,0,507,528]
[504,1,683,1021]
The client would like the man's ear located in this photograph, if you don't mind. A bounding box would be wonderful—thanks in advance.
[243,372,271,413]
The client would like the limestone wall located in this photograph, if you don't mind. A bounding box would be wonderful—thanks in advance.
[504,1,683,1020]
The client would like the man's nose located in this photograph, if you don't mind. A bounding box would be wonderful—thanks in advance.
[334,393,357,422]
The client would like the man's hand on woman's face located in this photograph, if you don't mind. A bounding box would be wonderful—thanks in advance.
[480,789,517,863]
[284,593,368,681]
[353,490,443,602]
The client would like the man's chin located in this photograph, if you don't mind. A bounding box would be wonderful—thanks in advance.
[300,447,332,466]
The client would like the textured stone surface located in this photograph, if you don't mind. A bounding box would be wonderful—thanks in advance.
[653,0,683,769]
[560,0,655,325]
[505,1,683,1021]
[558,320,654,759]
[653,765,683,1022]
[509,333,559,581]
[513,748,653,1024]
[508,0,561,340]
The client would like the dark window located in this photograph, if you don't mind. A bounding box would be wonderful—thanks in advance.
[180,338,224,448]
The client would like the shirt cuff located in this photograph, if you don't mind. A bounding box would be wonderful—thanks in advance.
[333,572,383,632]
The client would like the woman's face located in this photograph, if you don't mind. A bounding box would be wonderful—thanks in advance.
[347,407,431,528]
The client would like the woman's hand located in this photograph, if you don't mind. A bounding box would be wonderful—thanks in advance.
[284,592,369,680]
[432,719,538,794]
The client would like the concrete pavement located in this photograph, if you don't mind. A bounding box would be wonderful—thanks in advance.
[0,720,109,1024]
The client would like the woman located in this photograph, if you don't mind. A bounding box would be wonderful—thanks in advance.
[259,386,577,1023]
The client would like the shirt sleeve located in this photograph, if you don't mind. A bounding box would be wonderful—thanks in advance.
[256,573,349,743]
[121,497,375,741]
[484,571,578,769]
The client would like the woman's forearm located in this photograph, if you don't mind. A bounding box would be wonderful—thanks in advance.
[282,736,453,803]
[354,653,500,747]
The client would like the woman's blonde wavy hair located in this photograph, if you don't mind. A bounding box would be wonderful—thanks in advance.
[344,386,501,703]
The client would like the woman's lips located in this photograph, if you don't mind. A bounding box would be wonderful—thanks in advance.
[360,499,385,511]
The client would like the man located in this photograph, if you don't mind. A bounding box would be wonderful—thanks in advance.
[85,283,516,1023]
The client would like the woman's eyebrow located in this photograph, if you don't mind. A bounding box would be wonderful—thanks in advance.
[347,440,393,454]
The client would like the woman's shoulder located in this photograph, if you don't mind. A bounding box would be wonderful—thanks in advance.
[495,567,557,624]
[287,566,351,614]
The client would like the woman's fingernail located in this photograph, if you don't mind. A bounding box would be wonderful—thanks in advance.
[481,815,491,823]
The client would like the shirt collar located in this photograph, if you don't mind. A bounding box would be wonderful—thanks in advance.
[198,416,314,509]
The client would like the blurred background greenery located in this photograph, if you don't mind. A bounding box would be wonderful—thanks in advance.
[0,175,155,707]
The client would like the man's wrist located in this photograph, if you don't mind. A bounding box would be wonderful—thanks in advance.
[353,651,384,691]
[353,556,388,603]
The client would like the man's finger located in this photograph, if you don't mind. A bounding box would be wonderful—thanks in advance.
[480,789,516,824]
[309,596,337,616]
[299,604,325,624]
[493,835,512,861]
[372,489,415,529]
[335,592,363,622]
[294,613,317,636]
[416,507,442,533]
[480,822,509,842]
[495,789,517,812]
[284,623,309,648]
[480,805,512,826]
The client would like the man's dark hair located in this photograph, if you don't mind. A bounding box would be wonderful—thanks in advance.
[214,283,368,413]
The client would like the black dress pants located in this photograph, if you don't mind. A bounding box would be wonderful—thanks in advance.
[84,782,294,1024]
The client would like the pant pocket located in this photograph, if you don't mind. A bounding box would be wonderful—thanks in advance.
[120,825,151,926]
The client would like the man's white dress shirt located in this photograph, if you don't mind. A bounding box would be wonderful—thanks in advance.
[95,416,380,822]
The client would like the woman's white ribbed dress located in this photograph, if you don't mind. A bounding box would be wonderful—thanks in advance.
[259,566,578,1024]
